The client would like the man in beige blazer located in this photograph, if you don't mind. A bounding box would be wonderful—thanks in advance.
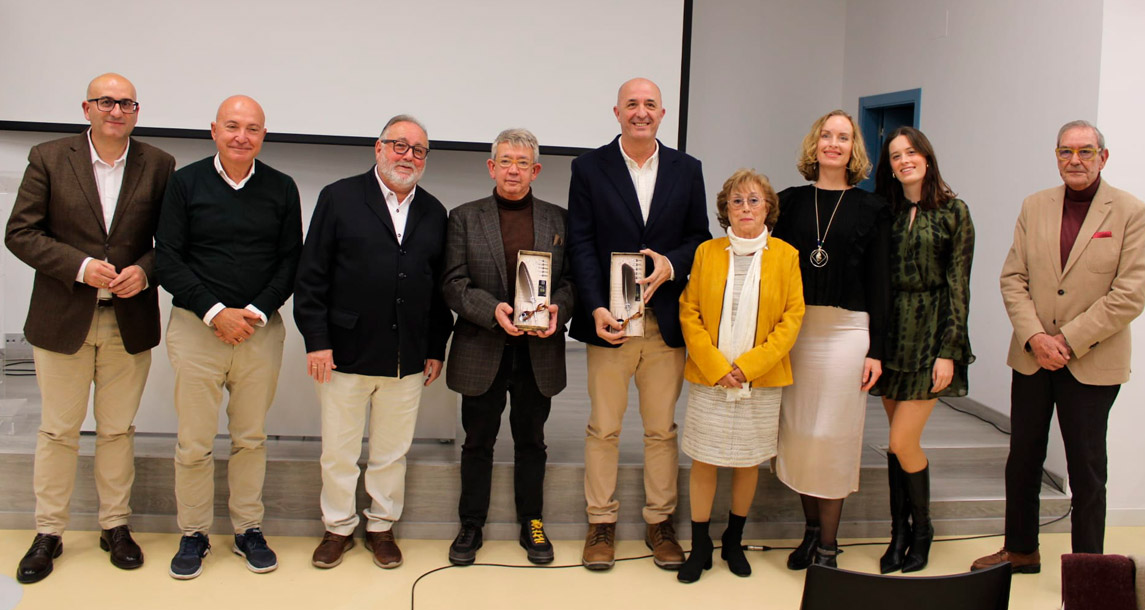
[975,120,1145,574]
[5,73,175,583]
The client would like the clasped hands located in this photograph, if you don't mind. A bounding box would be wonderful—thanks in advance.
[83,261,146,299]
[1029,332,1071,371]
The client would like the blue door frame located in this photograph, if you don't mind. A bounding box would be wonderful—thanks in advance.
[858,88,921,191]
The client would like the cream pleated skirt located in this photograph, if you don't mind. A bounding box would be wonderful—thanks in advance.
[682,383,781,467]
[775,306,870,499]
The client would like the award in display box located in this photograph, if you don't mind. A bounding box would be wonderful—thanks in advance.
[513,250,551,331]
[609,252,645,337]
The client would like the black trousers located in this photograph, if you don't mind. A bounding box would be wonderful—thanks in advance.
[1005,368,1119,554]
[458,342,551,526]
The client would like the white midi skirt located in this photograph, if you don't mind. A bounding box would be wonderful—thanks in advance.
[775,305,870,499]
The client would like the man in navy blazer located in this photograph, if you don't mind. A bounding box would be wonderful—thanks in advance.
[568,78,710,571]
[293,114,452,571]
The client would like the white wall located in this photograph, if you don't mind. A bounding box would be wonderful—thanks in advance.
[688,0,846,233]
[1097,0,1145,524]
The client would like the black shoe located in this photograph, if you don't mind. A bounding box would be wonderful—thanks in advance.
[786,525,820,570]
[519,519,554,565]
[720,512,751,577]
[902,465,933,573]
[880,454,912,574]
[813,543,840,568]
[169,533,210,580]
[449,523,483,566]
[677,521,713,584]
[16,533,62,584]
[100,525,144,570]
[233,528,278,573]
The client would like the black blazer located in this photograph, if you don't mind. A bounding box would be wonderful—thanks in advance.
[6,134,175,354]
[567,136,710,348]
[293,168,453,377]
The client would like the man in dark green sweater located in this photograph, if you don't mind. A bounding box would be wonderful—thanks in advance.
[155,95,302,580]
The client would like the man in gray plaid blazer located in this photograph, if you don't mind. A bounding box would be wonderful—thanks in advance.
[441,128,574,566]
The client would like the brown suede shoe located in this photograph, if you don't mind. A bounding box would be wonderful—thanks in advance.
[971,548,1041,574]
[582,523,616,571]
[312,531,355,569]
[645,519,685,570]
[365,530,402,569]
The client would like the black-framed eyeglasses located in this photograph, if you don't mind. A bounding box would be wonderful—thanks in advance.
[86,97,139,114]
[381,139,429,160]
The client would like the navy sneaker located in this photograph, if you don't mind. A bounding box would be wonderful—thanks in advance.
[169,533,210,580]
[233,528,278,573]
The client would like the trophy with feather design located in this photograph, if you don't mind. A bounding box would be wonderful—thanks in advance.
[513,250,551,331]
[609,253,645,336]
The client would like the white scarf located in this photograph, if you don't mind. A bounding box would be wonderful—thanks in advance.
[718,226,767,400]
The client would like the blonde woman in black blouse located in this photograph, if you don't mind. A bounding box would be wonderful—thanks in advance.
[772,110,891,569]
[872,126,974,573]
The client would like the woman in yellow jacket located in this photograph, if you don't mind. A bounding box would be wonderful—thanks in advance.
[676,169,805,583]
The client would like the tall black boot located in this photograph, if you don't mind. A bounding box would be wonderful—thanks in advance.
[880,453,913,573]
[720,512,751,576]
[902,464,934,573]
[786,523,820,570]
[677,521,713,583]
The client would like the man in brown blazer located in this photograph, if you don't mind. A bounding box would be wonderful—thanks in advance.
[5,73,175,583]
[975,120,1145,574]
[441,128,574,566]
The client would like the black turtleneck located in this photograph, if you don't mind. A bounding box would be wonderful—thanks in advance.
[1061,175,1101,267]
[495,188,534,303]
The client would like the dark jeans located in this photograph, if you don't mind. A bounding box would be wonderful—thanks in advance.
[458,342,551,526]
[1005,368,1119,554]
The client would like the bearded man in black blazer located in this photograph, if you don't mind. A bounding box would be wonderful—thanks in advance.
[568,77,710,571]
[441,128,574,566]
[6,73,175,583]
[294,114,452,571]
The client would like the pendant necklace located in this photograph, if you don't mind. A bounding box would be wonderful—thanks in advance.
[810,186,846,268]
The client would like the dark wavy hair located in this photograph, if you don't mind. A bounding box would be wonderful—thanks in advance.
[874,126,956,212]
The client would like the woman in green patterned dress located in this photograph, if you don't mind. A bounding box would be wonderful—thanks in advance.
[872,126,974,574]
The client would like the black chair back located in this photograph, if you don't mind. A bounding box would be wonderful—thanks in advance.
[800,562,1011,610]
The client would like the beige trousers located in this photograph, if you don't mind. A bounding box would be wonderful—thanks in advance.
[316,371,424,534]
[584,310,685,524]
[166,306,285,535]
[32,306,151,534]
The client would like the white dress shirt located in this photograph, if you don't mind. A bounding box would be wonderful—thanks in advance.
[375,165,416,244]
[203,154,266,327]
[76,131,129,300]
[619,139,659,223]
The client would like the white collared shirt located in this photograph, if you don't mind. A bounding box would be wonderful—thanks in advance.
[202,153,265,328]
[213,153,256,190]
[619,139,659,223]
[76,130,129,299]
[375,165,417,243]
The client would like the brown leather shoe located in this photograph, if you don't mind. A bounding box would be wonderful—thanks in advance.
[646,519,685,570]
[100,525,144,570]
[364,530,402,569]
[312,531,355,569]
[582,523,616,571]
[971,548,1041,574]
[17,533,62,584]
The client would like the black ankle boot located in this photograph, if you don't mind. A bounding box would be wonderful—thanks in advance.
[902,464,933,573]
[786,524,820,570]
[880,453,913,573]
[813,542,839,568]
[720,512,751,577]
[677,521,713,583]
